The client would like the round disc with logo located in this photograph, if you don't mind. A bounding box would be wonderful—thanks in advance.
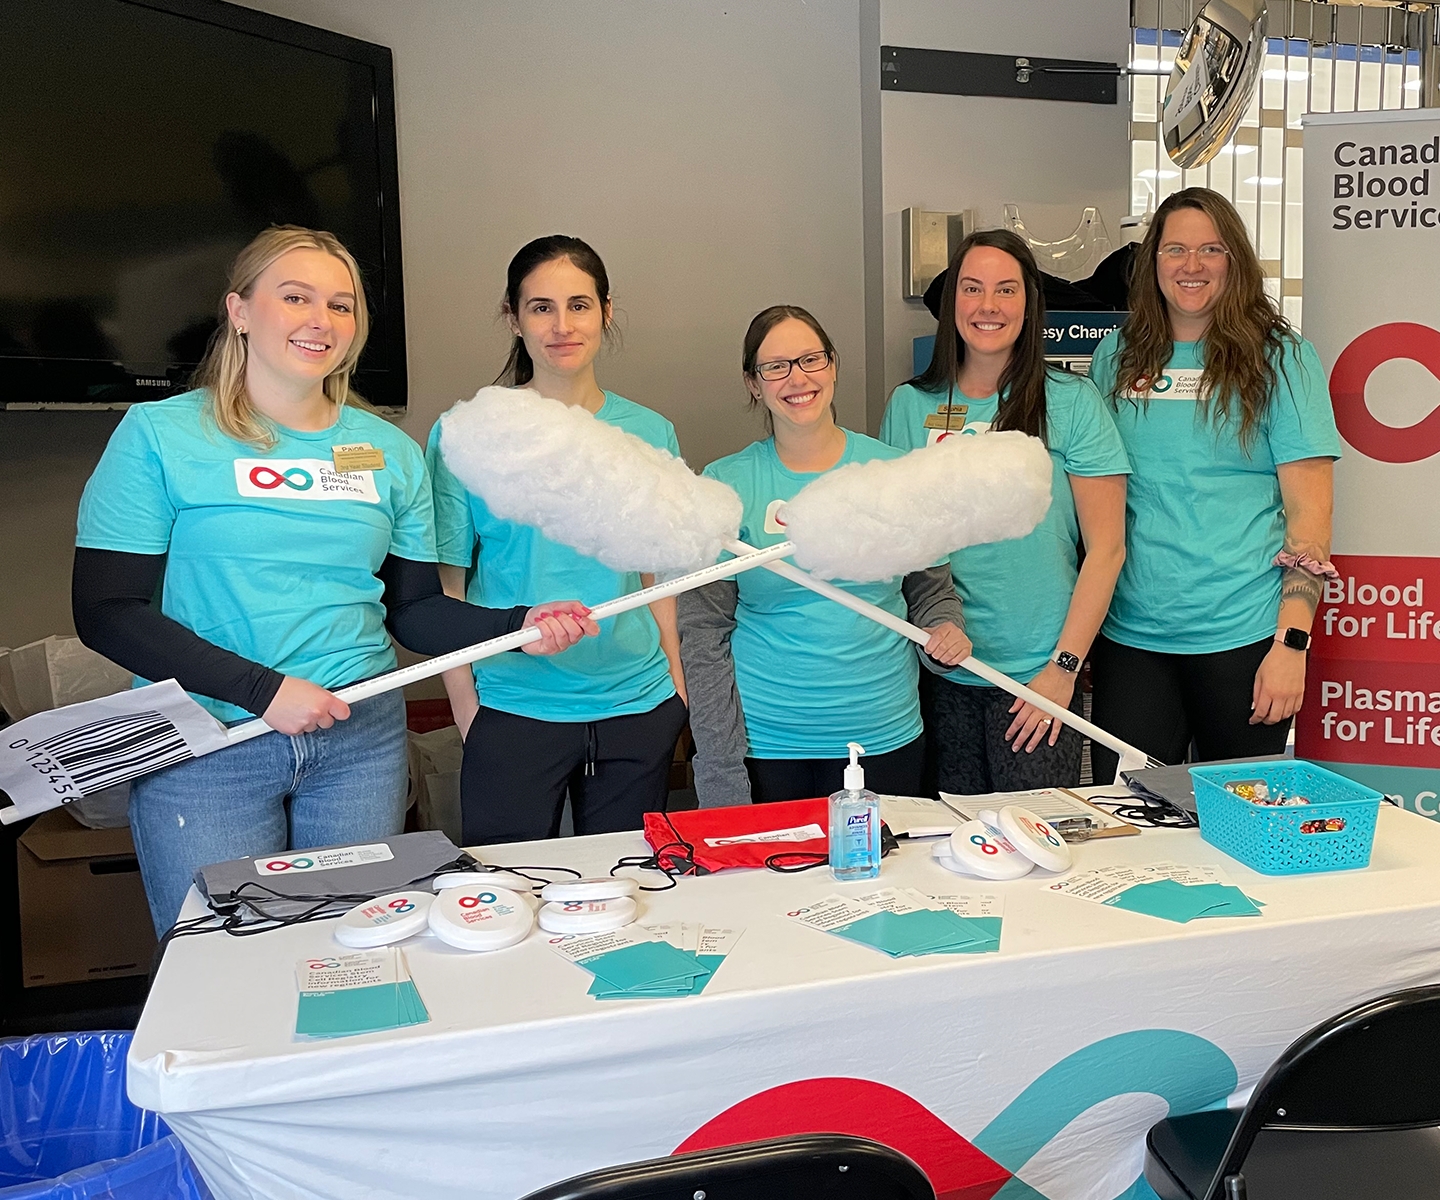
[539,877,638,904]
[537,895,638,934]
[335,890,434,949]
[944,819,1035,880]
[428,886,534,951]
[998,806,1072,872]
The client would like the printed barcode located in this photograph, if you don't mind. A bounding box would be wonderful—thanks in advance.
[35,710,194,793]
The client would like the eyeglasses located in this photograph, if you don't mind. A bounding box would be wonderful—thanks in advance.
[754,350,832,382]
[1157,243,1230,263]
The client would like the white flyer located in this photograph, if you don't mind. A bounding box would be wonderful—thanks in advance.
[544,927,653,966]
[855,887,933,915]
[697,927,743,957]
[296,950,397,995]
[783,894,880,934]
[930,893,1005,919]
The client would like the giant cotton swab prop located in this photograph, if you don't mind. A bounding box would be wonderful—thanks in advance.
[725,538,1159,776]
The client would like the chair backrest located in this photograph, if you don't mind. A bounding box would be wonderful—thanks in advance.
[1204,984,1440,1200]
[517,1133,937,1200]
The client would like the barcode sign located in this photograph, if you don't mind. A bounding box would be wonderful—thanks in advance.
[30,709,195,794]
[1,680,230,824]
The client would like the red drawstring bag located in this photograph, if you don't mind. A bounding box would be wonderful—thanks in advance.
[643,798,830,875]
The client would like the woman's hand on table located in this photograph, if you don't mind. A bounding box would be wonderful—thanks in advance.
[1006,662,1076,752]
[521,601,600,656]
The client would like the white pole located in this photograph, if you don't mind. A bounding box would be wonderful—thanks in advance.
[724,539,1154,773]
[222,542,798,748]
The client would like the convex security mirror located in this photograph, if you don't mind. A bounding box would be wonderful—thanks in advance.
[1163,0,1268,168]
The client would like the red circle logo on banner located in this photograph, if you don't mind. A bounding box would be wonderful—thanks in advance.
[1330,322,1440,463]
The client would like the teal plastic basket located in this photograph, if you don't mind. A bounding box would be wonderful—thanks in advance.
[1189,760,1383,875]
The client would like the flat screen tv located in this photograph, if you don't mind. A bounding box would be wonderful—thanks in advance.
[0,0,406,409]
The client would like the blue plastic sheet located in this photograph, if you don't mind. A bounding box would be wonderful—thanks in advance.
[0,1033,210,1200]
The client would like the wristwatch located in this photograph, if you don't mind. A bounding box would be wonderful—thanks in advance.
[1054,651,1081,674]
[1278,627,1311,652]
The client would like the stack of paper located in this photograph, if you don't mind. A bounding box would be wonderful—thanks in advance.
[550,925,743,1000]
[295,949,428,1038]
[1048,863,1262,923]
[786,889,1003,957]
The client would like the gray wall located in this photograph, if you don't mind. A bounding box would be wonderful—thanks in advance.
[2,0,872,653]
[879,0,1132,396]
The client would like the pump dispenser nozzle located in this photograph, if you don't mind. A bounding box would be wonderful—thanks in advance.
[844,742,865,791]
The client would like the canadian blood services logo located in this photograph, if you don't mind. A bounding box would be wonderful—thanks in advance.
[1330,322,1440,463]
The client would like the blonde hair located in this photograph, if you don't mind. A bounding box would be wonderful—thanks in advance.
[193,225,370,448]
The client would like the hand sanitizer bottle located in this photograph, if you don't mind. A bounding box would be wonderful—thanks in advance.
[829,742,881,882]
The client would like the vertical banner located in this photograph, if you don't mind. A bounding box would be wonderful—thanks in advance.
[1299,110,1440,818]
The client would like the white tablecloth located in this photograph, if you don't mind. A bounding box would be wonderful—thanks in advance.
[129,802,1440,1200]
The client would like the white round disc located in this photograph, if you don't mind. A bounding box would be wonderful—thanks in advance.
[427,885,534,951]
[335,891,434,948]
[998,805,1072,872]
[539,877,639,904]
[932,840,978,877]
[434,870,540,895]
[946,819,1035,880]
[537,895,638,934]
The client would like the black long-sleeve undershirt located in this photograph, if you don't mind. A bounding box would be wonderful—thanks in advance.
[72,549,527,719]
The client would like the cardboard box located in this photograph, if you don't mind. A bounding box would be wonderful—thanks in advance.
[17,808,157,987]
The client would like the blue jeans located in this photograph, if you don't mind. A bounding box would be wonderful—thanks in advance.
[129,690,409,934]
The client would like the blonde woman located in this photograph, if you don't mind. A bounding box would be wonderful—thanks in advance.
[73,226,592,932]
[1088,188,1341,781]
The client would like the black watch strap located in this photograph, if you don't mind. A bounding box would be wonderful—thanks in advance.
[1280,627,1311,652]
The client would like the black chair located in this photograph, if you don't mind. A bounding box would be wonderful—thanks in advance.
[517,1133,936,1200]
[1146,984,1440,1199]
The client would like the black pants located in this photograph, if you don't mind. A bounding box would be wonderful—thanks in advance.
[925,673,1085,795]
[461,694,688,844]
[745,735,926,804]
[1089,634,1292,783]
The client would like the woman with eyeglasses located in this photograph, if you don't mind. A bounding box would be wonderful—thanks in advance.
[427,235,689,843]
[1087,187,1340,781]
[881,230,1130,794]
[677,305,970,806]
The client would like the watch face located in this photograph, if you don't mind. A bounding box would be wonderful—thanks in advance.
[1055,651,1081,673]
[1283,628,1310,651]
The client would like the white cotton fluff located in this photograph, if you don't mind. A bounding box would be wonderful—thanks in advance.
[780,430,1054,581]
[438,386,743,573]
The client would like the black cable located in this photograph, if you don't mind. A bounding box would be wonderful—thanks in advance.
[1085,792,1198,829]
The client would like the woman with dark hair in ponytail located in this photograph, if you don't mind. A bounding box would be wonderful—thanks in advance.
[425,236,689,843]
[1087,188,1340,782]
[881,230,1130,792]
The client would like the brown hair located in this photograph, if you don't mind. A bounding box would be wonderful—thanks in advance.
[193,226,369,449]
[907,228,1051,442]
[1112,186,1293,451]
[741,305,838,432]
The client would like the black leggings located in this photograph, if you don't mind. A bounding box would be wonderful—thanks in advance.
[460,694,688,844]
[745,735,926,804]
[1090,634,1291,783]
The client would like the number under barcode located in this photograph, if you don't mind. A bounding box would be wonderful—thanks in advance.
[34,709,194,793]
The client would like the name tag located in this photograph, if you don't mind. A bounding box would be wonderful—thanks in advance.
[924,411,967,431]
[332,442,387,472]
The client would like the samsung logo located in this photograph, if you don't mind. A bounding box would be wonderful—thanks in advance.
[134,378,169,387]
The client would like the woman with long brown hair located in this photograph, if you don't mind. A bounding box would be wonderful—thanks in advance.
[73,226,592,932]
[1088,187,1341,780]
[881,229,1130,793]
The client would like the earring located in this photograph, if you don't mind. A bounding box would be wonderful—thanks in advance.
[236,326,246,335]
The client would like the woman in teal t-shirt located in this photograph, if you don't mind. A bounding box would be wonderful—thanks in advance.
[72,227,590,933]
[429,236,689,843]
[677,306,971,806]
[881,230,1129,793]
[1087,187,1341,781]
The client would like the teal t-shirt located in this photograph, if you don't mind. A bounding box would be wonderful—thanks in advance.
[880,371,1130,685]
[427,391,679,722]
[1088,331,1342,653]
[704,432,923,758]
[75,390,436,722]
